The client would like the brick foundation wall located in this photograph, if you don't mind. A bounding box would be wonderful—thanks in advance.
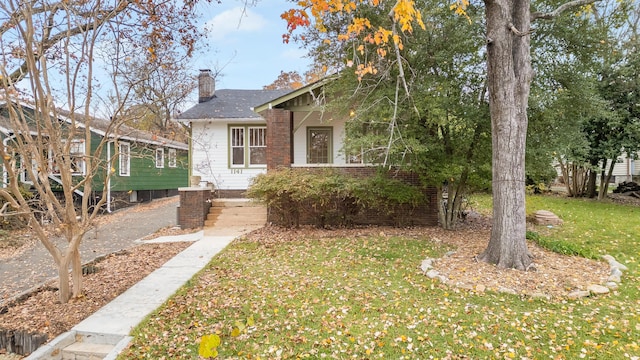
[266,167,439,227]
[177,188,212,229]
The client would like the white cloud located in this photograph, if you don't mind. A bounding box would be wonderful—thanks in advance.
[204,7,267,41]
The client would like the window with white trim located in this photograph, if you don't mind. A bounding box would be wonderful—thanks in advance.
[168,148,177,168]
[119,142,130,176]
[155,148,164,168]
[230,127,245,167]
[248,127,266,166]
[68,139,86,175]
[229,126,267,168]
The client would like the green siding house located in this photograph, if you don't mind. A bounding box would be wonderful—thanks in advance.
[0,102,188,211]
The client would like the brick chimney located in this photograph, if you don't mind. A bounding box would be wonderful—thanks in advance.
[198,69,215,103]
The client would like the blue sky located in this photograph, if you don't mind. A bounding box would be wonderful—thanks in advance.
[193,1,313,90]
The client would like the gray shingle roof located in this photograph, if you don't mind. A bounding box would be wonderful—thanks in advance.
[176,89,291,121]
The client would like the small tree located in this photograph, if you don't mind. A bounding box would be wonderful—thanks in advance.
[0,0,206,303]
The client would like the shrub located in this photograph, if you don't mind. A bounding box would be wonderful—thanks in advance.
[247,168,426,228]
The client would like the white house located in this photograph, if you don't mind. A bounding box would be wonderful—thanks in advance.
[176,70,352,197]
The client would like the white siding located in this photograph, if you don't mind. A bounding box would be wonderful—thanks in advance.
[191,121,266,190]
[291,111,347,165]
[608,155,638,184]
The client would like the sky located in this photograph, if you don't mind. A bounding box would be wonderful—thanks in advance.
[192,1,313,90]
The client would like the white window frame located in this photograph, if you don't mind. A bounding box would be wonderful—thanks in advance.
[155,148,165,168]
[168,148,177,168]
[119,142,130,176]
[229,125,267,168]
[248,126,267,167]
[230,126,245,168]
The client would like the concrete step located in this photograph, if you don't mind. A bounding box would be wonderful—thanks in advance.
[62,342,113,359]
[211,199,261,208]
[205,203,266,228]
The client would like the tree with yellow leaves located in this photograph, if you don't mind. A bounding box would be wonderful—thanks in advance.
[284,0,600,270]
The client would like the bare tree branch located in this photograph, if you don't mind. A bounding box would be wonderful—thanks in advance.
[531,0,600,21]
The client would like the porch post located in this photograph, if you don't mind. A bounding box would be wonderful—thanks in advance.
[265,109,292,170]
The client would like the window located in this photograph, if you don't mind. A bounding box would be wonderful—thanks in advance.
[248,127,266,166]
[68,139,86,175]
[229,126,267,168]
[230,127,244,167]
[307,127,332,164]
[168,148,177,168]
[155,148,164,168]
[119,142,130,176]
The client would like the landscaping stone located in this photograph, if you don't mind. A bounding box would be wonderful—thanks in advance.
[420,259,434,273]
[475,284,486,293]
[498,287,517,295]
[610,267,623,278]
[587,284,610,295]
[607,274,621,283]
[530,292,550,300]
[602,255,628,271]
[567,290,591,299]
[605,282,619,290]
[534,210,563,226]
[426,270,440,279]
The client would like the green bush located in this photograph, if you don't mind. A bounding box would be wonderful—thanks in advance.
[247,168,426,228]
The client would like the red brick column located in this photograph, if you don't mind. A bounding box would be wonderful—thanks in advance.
[177,187,211,229]
[264,109,292,170]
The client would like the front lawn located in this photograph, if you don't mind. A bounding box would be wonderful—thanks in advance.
[120,194,640,359]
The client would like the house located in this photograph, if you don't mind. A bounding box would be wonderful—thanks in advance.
[177,70,438,226]
[555,154,639,188]
[0,102,189,211]
[176,69,356,197]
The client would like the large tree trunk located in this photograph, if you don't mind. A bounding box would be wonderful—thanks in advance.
[478,0,533,270]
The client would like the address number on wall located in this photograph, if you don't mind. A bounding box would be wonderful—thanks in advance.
[231,169,243,174]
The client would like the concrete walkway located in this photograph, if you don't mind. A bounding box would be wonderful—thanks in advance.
[25,199,266,360]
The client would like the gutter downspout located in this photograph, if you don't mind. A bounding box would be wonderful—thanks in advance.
[106,141,112,213]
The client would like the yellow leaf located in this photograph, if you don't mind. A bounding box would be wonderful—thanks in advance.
[199,334,221,358]
[231,327,241,337]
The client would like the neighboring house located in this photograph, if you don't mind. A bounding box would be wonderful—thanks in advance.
[177,70,438,226]
[555,155,639,186]
[0,102,189,211]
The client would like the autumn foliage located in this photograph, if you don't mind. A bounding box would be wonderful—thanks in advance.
[283,0,431,79]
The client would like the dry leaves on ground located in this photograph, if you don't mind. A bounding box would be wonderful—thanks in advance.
[0,241,191,343]
[248,218,610,300]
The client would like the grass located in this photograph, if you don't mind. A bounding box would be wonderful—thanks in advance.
[120,194,640,359]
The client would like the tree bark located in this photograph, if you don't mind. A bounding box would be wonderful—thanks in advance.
[598,158,615,200]
[478,0,533,269]
[57,258,72,303]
